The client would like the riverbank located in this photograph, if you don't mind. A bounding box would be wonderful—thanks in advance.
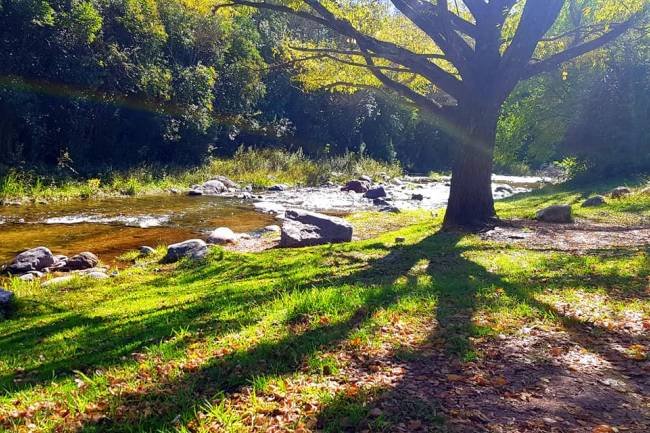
[1,180,649,432]
[0,148,403,204]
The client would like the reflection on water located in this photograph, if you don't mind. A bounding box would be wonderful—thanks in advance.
[0,195,276,264]
[0,175,548,265]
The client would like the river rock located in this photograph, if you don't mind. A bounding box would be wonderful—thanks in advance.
[86,271,109,280]
[610,186,631,199]
[64,252,99,271]
[202,179,228,194]
[211,175,239,189]
[358,175,372,183]
[207,227,239,245]
[268,184,287,192]
[373,198,390,207]
[5,247,55,275]
[536,205,572,223]
[163,239,208,263]
[188,188,203,196]
[495,185,514,194]
[364,186,386,199]
[42,275,75,287]
[264,224,281,233]
[341,180,369,193]
[582,195,606,207]
[139,246,155,256]
[379,206,401,213]
[280,209,353,247]
[411,193,424,201]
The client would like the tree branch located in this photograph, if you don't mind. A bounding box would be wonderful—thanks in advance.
[523,10,647,79]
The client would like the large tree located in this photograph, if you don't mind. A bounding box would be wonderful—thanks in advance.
[217,0,648,229]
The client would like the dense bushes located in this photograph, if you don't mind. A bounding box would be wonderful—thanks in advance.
[0,2,647,178]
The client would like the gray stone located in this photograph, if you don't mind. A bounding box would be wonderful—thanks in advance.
[139,246,155,256]
[280,209,353,247]
[268,184,287,192]
[42,275,75,287]
[211,175,239,189]
[364,186,387,199]
[358,175,373,183]
[536,205,572,223]
[582,195,606,207]
[200,179,228,195]
[207,227,239,245]
[64,252,99,271]
[373,198,389,207]
[379,206,401,213]
[86,271,109,280]
[19,274,35,281]
[5,247,55,275]
[163,239,208,263]
[610,186,631,199]
[188,189,203,196]
[495,185,514,194]
[411,193,424,201]
[263,225,281,233]
[341,180,370,193]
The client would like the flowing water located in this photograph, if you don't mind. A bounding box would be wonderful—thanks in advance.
[0,175,549,266]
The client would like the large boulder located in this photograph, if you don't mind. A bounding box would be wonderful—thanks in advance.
[268,184,288,192]
[207,227,239,245]
[341,180,369,193]
[5,247,55,275]
[610,186,631,199]
[536,205,572,223]
[189,180,227,196]
[64,252,99,271]
[163,239,208,263]
[211,175,239,189]
[280,209,353,247]
[582,195,606,207]
[364,186,386,199]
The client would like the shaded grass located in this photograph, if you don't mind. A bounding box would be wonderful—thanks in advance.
[0,184,648,432]
[0,148,402,203]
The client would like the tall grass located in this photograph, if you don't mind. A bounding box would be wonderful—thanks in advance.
[0,148,402,202]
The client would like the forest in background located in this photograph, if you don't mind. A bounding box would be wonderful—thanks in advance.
[0,0,648,177]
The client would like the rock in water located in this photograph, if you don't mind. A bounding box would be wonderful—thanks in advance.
[64,252,99,271]
[495,185,514,194]
[411,193,424,201]
[163,239,208,263]
[610,186,631,199]
[207,227,239,245]
[5,247,55,275]
[268,184,287,192]
[364,186,386,199]
[211,175,239,189]
[341,180,369,193]
[582,195,606,207]
[536,205,572,223]
[201,180,227,195]
[280,209,353,247]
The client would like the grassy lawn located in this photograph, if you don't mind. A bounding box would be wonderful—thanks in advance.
[0,182,649,432]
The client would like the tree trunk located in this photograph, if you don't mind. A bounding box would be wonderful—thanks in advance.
[442,105,499,231]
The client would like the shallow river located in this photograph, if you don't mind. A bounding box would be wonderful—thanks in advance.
[0,175,548,265]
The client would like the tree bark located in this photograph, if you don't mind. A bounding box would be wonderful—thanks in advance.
[442,104,499,230]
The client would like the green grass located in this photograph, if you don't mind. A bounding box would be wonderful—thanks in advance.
[0,148,402,203]
[0,182,648,432]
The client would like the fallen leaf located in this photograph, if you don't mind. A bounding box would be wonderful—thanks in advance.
[592,425,615,433]
[492,376,508,387]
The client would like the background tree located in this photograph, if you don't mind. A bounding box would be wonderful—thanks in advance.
[218,0,649,229]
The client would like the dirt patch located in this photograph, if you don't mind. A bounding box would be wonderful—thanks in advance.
[482,220,650,251]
